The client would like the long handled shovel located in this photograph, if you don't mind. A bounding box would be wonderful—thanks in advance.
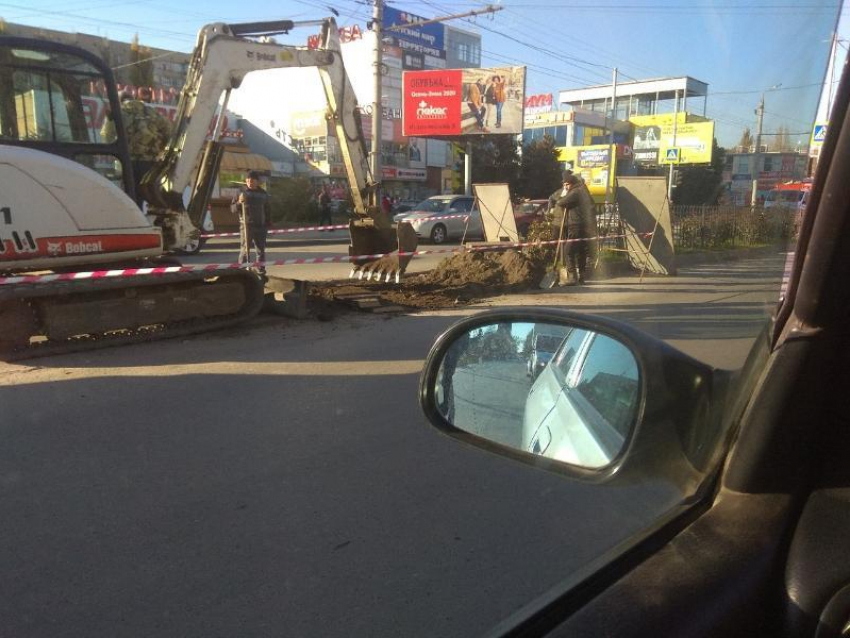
[539,212,568,289]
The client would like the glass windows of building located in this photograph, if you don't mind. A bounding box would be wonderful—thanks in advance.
[522,125,569,147]
[469,42,481,65]
[573,125,605,146]
[457,42,468,62]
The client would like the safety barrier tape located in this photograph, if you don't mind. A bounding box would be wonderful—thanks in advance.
[0,232,650,286]
[199,214,473,239]
[201,224,349,238]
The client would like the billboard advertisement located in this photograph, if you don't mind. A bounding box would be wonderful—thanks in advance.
[557,144,616,201]
[402,66,526,137]
[290,111,328,138]
[383,6,445,58]
[631,114,714,165]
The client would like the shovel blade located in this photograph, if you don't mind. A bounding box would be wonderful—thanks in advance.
[539,271,558,289]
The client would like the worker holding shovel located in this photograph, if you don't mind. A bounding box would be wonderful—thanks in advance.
[555,173,598,286]
[543,171,577,287]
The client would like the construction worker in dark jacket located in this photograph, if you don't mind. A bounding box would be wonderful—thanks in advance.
[554,173,598,285]
[231,170,272,274]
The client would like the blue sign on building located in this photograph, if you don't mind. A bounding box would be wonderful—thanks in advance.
[383,5,445,58]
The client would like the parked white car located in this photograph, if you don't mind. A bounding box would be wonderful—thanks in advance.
[396,195,484,244]
[521,328,640,468]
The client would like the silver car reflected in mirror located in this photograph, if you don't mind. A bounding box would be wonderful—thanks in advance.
[433,320,640,470]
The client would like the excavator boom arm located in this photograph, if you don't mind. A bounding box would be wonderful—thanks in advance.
[145,18,371,221]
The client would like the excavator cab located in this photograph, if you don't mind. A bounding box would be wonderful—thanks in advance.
[0,37,136,199]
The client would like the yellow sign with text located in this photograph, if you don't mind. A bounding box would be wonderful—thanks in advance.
[557,144,616,202]
[629,112,688,127]
[631,115,715,165]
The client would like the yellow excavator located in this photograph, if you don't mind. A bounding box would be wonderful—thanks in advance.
[0,18,416,357]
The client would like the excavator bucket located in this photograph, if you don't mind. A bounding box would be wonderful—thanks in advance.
[349,220,418,283]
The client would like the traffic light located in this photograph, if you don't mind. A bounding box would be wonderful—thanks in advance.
[671,169,684,187]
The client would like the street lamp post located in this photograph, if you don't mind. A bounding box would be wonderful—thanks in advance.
[751,83,780,206]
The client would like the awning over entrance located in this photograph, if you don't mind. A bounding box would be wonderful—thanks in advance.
[220,149,273,173]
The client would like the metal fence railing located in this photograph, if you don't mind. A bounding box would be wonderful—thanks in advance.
[535,203,798,255]
[670,205,798,250]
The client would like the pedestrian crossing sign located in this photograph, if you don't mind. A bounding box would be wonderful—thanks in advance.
[813,124,827,143]
[664,148,680,163]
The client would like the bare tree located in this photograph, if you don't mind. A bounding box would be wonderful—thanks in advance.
[773,125,792,152]
[129,33,154,87]
[738,127,753,152]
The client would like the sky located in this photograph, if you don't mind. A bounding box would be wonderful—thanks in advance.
[1,0,844,147]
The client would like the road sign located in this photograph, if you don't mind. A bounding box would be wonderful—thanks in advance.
[813,124,827,143]
[663,147,680,163]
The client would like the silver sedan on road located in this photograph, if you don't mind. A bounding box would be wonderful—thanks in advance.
[394,195,484,244]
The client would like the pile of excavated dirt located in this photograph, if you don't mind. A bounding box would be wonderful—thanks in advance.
[311,249,546,312]
[418,249,542,288]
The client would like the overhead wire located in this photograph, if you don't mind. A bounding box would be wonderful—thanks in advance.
[400,0,820,142]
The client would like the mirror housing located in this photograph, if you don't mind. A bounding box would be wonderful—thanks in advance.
[419,308,730,483]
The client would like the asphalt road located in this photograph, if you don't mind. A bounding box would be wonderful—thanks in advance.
[187,233,458,281]
[450,361,531,448]
[0,249,789,638]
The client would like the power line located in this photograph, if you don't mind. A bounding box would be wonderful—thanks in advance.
[5,0,155,21]
[409,1,839,12]
[501,7,662,81]
[0,1,197,41]
[482,50,601,85]
[712,81,830,95]
[111,50,180,70]
[406,0,613,81]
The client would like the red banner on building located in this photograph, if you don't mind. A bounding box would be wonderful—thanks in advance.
[403,69,463,136]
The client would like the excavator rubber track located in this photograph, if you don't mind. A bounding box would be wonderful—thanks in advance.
[0,268,265,361]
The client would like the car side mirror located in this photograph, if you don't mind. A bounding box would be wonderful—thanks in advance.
[419,309,728,479]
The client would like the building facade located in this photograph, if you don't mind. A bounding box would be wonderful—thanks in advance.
[0,21,190,96]
[559,76,709,120]
[285,14,482,201]
[722,151,808,204]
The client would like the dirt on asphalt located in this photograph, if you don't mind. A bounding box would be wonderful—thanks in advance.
[310,249,547,313]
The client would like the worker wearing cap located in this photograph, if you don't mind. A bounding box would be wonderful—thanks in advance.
[231,170,271,274]
[555,173,598,285]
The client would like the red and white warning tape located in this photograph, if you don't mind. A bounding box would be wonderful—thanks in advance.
[0,233,649,286]
[199,214,472,239]
[201,223,349,238]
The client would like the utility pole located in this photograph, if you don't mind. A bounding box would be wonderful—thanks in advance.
[605,67,618,205]
[464,142,472,195]
[751,93,765,206]
[371,0,383,205]
[667,89,679,202]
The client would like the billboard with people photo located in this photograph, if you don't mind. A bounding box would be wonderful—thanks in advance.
[402,66,526,137]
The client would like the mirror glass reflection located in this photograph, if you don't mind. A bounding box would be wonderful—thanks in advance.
[436,321,640,469]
